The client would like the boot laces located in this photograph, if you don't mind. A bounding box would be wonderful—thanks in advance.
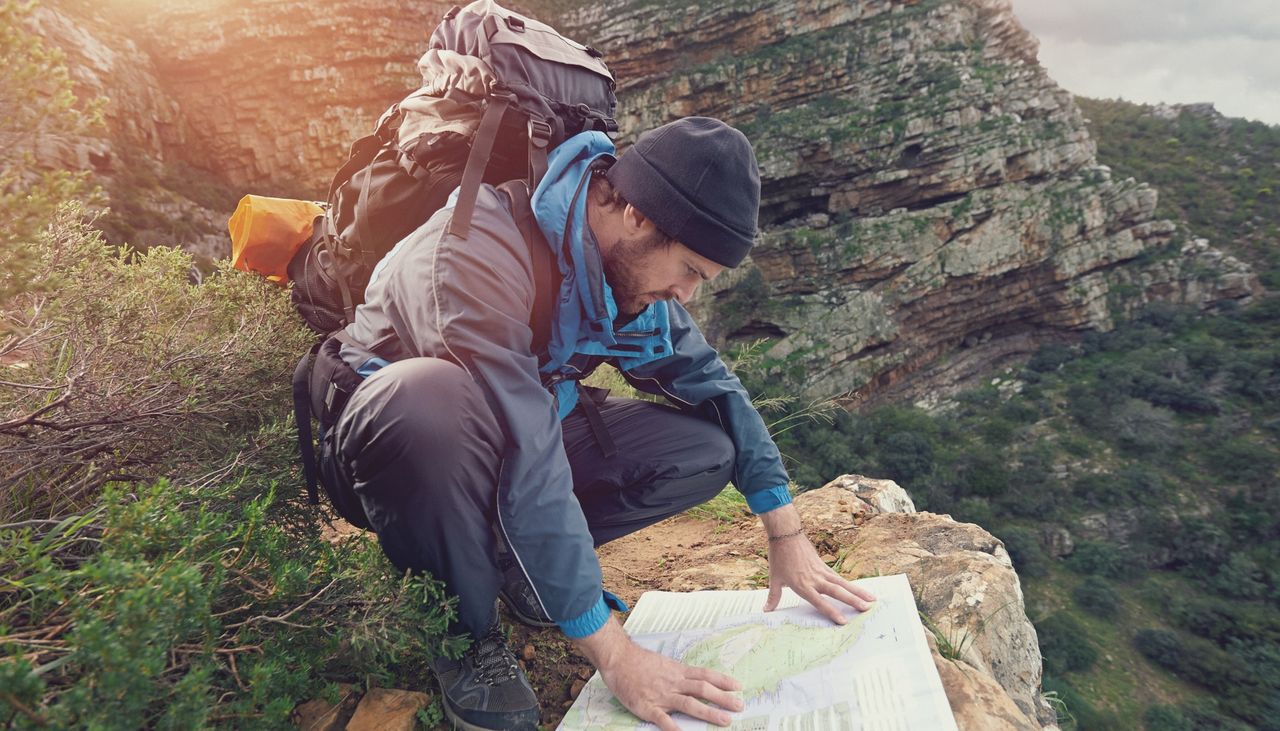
[469,625,520,684]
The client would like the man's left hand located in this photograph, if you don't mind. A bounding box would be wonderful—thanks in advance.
[758,504,876,623]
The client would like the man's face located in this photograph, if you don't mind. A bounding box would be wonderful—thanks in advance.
[602,230,725,315]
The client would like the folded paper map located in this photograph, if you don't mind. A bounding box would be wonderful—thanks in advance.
[558,573,957,731]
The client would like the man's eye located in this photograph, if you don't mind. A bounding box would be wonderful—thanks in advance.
[687,265,698,277]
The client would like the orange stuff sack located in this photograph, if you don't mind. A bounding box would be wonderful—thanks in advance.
[228,195,323,284]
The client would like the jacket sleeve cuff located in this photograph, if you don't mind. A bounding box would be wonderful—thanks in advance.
[745,484,792,515]
[559,595,611,639]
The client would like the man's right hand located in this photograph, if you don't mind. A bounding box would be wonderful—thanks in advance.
[571,617,744,730]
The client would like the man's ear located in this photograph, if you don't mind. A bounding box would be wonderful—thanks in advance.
[622,203,658,238]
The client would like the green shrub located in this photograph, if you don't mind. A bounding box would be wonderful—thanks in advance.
[1134,628,1184,668]
[1041,674,1123,730]
[1168,517,1231,573]
[1210,553,1270,600]
[1143,705,1194,731]
[1037,613,1098,674]
[0,0,105,308]
[1072,580,1121,618]
[0,477,463,729]
[1027,343,1076,373]
[877,430,935,483]
[952,496,994,527]
[954,446,1010,498]
[1176,700,1257,731]
[1066,541,1132,579]
[996,525,1050,578]
[1201,437,1279,483]
[1108,399,1180,454]
[0,206,311,518]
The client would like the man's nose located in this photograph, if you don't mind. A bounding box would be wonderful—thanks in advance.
[670,282,698,305]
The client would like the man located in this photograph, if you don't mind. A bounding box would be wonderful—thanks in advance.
[320,117,876,730]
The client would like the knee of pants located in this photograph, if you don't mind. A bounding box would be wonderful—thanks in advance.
[671,420,736,503]
[334,357,496,468]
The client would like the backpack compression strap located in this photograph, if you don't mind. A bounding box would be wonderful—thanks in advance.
[448,91,513,240]
[497,180,559,359]
[497,180,616,458]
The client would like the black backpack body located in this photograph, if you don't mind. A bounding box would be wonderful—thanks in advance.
[288,0,617,334]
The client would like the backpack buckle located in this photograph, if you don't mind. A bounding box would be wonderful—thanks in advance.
[505,15,525,32]
[527,118,553,149]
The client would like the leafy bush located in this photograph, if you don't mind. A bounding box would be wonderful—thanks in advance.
[1042,674,1124,730]
[1200,436,1279,483]
[1027,343,1076,373]
[1135,628,1273,725]
[0,476,463,729]
[1144,704,1195,731]
[1066,541,1132,579]
[877,430,935,483]
[1108,399,1180,454]
[1072,580,1121,618]
[951,496,994,527]
[1167,517,1231,573]
[1037,613,1098,674]
[0,0,105,308]
[1210,553,1270,600]
[995,524,1049,578]
[1134,628,1184,668]
[1073,466,1168,508]
[1,206,311,518]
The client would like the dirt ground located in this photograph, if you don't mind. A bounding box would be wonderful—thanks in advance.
[508,514,756,727]
[320,511,755,728]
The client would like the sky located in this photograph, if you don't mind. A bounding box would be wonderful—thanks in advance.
[1007,0,1280,126]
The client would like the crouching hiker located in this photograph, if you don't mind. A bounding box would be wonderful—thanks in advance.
[314,117,877,730]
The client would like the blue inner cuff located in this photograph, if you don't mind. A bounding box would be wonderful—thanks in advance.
[745,484,793,515]
[355,356,390,378]
[603,590,629,613]
[559,595,609,639]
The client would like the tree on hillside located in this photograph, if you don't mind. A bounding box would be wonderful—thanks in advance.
[0,0,103,310]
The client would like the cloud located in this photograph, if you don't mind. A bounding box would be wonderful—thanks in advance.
[1009,0,1280,44]
[1007,0,1280,125]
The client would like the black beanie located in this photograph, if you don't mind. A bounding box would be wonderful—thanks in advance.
[605,117,760,268]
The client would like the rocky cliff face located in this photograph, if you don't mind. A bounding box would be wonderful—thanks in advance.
[547,0,1260,402]
[33,0,1259,399]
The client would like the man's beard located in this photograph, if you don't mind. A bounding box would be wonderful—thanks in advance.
[601,233,667,315]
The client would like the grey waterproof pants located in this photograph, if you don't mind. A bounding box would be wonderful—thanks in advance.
[319,357,735,639]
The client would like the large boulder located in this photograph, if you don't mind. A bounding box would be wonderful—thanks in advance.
[595,474,1054,729]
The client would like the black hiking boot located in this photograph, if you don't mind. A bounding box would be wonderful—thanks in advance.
[430,623,540,731]
[497,556,557,629]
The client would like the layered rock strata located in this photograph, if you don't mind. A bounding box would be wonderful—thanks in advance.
[32,0,1261,399]
[550,0,1259,401]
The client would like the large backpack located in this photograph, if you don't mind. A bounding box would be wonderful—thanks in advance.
[287,0,617,334]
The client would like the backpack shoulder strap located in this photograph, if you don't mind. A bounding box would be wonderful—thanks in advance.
[497,180,560,361]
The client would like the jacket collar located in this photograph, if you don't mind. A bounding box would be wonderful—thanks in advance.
[531,132,671,370]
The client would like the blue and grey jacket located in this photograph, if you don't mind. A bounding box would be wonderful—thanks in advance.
[340,132,791,639]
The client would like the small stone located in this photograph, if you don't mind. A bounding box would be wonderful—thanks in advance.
[570,679,587,699]
[292,699,343,731]
[522,643,536,661]
[292,684,357,731]
[346,688,430,731]
[820,553,837,564]
[576,667,593,680]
